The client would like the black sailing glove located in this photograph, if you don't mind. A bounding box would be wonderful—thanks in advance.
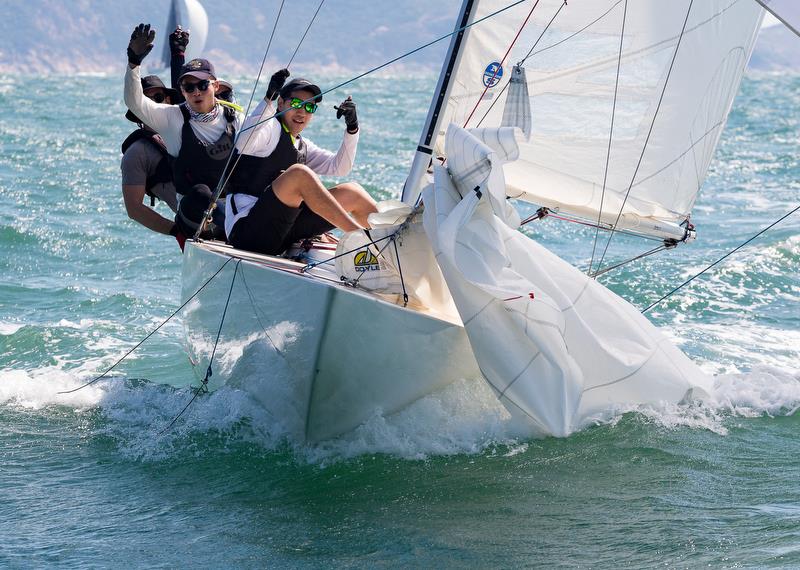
[169,26,189,56]
[266,68,290,101]
[127,23,156,66]
[335,96,358,134]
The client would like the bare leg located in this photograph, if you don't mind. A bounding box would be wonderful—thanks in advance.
[272,164,361,232]
[328,182,378,228]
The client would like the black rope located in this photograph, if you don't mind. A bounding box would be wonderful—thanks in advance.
[301,233,394,272]
[195,0,287,239]
[641,204,800,314]
[287,0,325,67]
[159,259,241,434]
[594,0,694,274]
[351,232,398,287]
[58,258,234,395]
[391,236,410,307]
[588,0,627,277]
[590,242,670,279]
[240,266,286,358]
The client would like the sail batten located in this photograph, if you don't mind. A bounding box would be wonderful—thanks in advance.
[416,0,763,240]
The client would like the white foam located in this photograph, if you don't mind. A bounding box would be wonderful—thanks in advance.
[0,322,23,335]
[3,359,797,464]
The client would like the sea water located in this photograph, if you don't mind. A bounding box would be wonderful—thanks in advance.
[0,72,798,567]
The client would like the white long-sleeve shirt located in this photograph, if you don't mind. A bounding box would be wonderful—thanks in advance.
[124,65,242,157]
[225,98,359,237]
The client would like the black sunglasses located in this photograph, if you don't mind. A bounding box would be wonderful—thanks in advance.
[146,92,166,103]
[181,79,211,93]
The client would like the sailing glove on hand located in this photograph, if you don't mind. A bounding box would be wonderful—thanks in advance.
[128,23,156,66]
[169,26,189,56]
[336,96,358,134]
[266,68,290,101]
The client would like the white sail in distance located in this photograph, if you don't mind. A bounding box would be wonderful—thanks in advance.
[414,0,763,240]
[159,0,209,68]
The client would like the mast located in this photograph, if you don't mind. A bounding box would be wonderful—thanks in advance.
[401,0,477,206]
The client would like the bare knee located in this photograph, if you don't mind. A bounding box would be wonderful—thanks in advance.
[283,163,315,180]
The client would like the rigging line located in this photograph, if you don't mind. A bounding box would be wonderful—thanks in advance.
[58,257,234,395]
[474,0,567,129]
[195,0,287,240]
[301,234,394,271]
[529,0,622,57]
[238,0,531,135]
[239,267,286,359]
[286,0,325,67]
[463,0,541,129]
[594,0,694,275]
[159,259,241,435]
[588,0,627,277]
[590,243,670,279]
[517,0,568,66]
[640,204,800,314]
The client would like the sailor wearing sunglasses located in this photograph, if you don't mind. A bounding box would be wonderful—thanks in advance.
[224,69,378,256]
[121,75,180,238]
[124,23,241,246]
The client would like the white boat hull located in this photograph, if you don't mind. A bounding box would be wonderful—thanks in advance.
[181,241,479,441]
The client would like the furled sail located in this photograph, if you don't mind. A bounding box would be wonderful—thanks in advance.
[754,0,800,37]
[423,125,713,436]
[408,0,764,240]
[158,0,209,69]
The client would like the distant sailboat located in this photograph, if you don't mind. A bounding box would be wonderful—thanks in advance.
[157,0,209,68]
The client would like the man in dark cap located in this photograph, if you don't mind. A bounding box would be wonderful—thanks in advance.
[224,69,377,255]
[121,75,182,240]
[124,23,240,243]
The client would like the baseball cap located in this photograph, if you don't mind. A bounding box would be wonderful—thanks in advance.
[178,58,217,82]
[280,78,322,103]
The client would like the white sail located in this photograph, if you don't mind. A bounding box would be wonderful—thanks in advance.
[409,0,763,240]
[159,0,209,68]
[755,0,800,37]
[422,124,713,436]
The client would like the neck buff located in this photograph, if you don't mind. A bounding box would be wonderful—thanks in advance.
[188,103,220,123]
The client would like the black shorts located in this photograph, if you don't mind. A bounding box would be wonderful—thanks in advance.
[228,185,334,255]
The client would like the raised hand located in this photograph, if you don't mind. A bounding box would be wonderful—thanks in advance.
[128,23,156,66]
[266,68,290,101]
[169,25,190,56]
[335,96,358,133]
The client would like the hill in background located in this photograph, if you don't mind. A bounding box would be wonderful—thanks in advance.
[1,1,799,75]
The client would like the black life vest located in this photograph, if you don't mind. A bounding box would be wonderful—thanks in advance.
[172,103,236,196]
[227,123,307,198]
[120,129,172,206]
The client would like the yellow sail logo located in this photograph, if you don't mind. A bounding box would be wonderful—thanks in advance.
[353,249,380,272]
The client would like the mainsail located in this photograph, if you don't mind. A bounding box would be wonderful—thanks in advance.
[406,0,764,240]
[157,0,209,69]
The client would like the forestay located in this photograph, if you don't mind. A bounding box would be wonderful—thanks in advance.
[412,0,763,240]
[423,125,713,436]
[755,0,800,37]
